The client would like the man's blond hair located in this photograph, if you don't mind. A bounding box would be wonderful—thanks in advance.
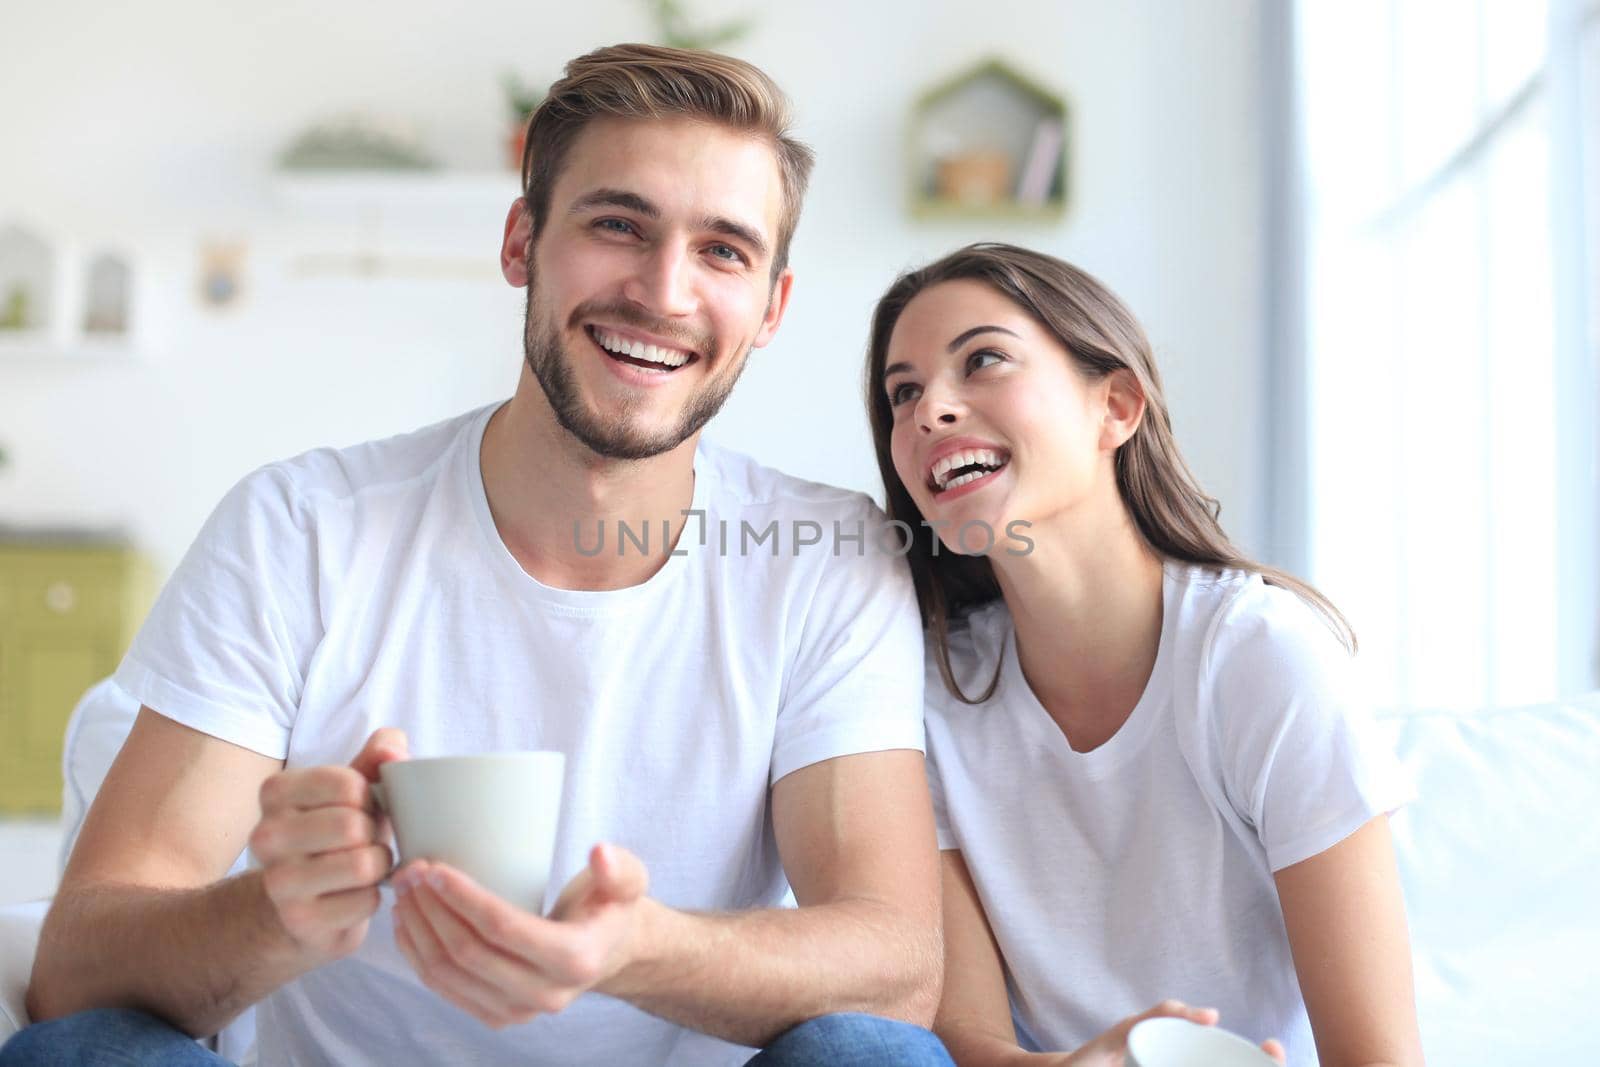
[520,43,815,278]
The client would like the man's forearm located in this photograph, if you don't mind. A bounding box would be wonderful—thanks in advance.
[601,896,941,1048]
[27,871,312,1038]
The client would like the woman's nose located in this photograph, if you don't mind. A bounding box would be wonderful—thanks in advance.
[916,388,963,433]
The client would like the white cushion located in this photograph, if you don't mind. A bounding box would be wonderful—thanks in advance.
[59,679,145,873]
[0,899,49,1043]
[1380,694,1600,1063]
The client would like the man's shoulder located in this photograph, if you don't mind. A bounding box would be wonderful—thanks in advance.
[245,404,491,509]
[697,437,879,522]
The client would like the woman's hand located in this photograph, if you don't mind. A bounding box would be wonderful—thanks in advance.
[1038,1000,1285,1066]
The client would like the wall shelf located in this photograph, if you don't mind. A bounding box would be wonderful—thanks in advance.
[270,170,521,220]
[0,336,140,363]
[907,57,1071,221]
[269,170,521,281]
[0,221,145,361]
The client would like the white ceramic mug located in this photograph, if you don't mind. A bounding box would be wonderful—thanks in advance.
[1126,1017,1281,1067]
[371,751,566,914]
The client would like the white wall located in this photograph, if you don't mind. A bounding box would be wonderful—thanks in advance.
[0,0,1266,577]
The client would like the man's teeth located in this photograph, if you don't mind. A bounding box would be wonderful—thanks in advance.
[593,327,691,368]
[931,448,1007,490]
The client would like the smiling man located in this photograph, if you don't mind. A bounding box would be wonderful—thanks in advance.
[10,45,949,1067]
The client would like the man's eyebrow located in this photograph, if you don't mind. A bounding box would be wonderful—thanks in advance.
[699,214,770,261]
[568,188,660,218]
[947,325,1019,352]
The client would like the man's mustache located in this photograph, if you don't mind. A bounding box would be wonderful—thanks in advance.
[565,300,714,358]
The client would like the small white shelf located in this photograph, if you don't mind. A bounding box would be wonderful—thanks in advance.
[270,171,522,220]
[0,334,139,363]
[270,171,523,283]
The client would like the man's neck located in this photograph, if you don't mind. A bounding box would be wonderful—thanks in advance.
[479,387,699,592]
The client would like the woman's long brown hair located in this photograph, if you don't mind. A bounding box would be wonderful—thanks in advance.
[864,243,1354,704]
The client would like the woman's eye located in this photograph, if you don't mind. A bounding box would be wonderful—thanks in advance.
[967,349,1005,373]
[888,382,921,408]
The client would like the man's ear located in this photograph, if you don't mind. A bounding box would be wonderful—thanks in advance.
[500,199,533,287]
[1099,368,1147,451]
[752,267,795,349]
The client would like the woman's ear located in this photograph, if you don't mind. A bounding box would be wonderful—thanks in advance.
[1099,368,1147,451]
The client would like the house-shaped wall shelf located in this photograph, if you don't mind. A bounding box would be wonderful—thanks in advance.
[908,57,1070,221]
[0,224,56,336]
[0,221,141,359]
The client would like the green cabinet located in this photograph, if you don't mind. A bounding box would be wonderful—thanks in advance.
[0,541,147,813]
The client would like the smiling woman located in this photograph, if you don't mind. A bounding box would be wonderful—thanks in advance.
[864,243,1423,1067]
[865,242,1350,702]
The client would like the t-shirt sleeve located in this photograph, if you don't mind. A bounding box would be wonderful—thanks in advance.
[924,736,957,850]
[1206,587,1415,872]
[113,465,322,760]
[769,500,926,786]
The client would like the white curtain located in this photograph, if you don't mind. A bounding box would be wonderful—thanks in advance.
[1293,0,1598,710]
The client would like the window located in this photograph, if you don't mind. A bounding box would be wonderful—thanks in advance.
[1294,0,1598,709]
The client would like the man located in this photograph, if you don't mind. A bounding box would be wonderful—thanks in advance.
[10,44,949,1066]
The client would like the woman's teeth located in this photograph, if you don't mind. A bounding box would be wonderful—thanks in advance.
[931,448,1008,491]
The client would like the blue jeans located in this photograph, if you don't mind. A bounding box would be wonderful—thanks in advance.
[746,1012,954,1066]
[0,1008,227,1065]
[1,1008,951,1065]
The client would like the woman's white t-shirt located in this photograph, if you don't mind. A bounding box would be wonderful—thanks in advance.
[924,563,1412,1066]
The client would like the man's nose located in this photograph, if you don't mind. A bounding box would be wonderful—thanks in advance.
[623,242,697,319]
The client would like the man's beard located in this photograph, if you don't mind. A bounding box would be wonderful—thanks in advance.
[522,284,747,461]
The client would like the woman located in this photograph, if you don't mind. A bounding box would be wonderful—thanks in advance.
[866,244,1423,1066]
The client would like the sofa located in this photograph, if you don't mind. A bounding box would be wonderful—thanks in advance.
[3,682,1598,1063]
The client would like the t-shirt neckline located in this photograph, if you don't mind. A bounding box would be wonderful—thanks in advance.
[463,402,710,614]
[1001,563,1178,778]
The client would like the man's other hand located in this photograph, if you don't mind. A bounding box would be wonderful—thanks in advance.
[391,842,649,1029]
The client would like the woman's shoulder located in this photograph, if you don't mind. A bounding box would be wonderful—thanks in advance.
[1164,561,1340,652]
[1163,561,1355,714]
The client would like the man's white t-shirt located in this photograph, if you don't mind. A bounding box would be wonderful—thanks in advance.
[114,403,926,1067]
[924,562,1412,1067]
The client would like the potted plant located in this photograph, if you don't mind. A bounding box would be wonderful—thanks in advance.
[503,74,546,171]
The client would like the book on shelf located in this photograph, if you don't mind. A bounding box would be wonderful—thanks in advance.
[1015,118,1064,206]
